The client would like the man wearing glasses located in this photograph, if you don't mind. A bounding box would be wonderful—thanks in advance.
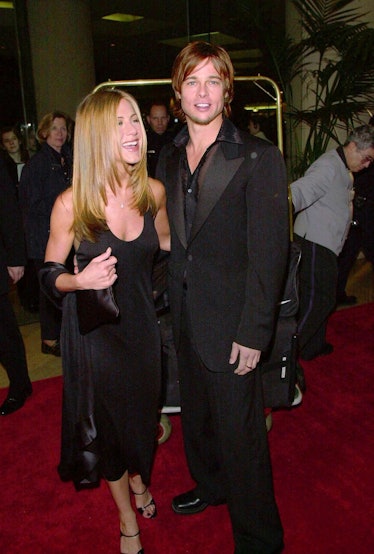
[291,125,374,361]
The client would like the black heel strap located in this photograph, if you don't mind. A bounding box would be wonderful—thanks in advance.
[132,487,147,496]
[120,530,140,538]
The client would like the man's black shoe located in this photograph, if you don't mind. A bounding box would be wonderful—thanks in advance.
[172,490,209,515]
[0,396,25,415]
[337,293,357,306]
[235,542,284,554]
[0,387,32,416]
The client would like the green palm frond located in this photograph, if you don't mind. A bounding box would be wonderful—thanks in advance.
[236,0,373,177]
[286,0,374,176]
[293,0,367,31]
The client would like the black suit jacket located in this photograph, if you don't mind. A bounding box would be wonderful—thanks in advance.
[0,157,26,295]
[18,142,72,260]
[157,119,289,372]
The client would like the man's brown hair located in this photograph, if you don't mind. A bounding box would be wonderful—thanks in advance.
[171,41,234,122]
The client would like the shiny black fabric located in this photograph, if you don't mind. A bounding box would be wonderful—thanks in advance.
[38,261,68,308]
[39,261,100,488]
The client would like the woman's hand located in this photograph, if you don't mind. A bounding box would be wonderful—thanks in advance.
[76,247,118,290]
[8,266,25,284]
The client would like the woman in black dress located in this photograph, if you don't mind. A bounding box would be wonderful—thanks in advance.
[41,89,170,554]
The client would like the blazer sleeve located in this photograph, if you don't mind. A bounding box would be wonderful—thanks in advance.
[290,155,335,213]
[236,144,289,351]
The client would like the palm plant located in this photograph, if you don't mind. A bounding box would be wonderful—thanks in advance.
[237,0,374,178]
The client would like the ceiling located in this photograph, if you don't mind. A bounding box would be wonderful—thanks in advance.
[89,0,284,82]
[0,1,285,126]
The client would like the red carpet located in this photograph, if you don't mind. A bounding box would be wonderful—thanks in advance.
[1,303,374,553]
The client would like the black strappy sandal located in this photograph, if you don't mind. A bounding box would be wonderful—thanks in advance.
[120,529,144,554]
[133,488,157,519]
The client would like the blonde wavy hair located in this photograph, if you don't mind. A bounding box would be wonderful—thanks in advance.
[72,88,155,242]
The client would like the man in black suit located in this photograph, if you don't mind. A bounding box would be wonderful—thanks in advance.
[0,157,32,415]
[146,100,175,177]
[157,42,289,553]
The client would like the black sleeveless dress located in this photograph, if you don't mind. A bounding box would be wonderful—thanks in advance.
[58,212,161,486]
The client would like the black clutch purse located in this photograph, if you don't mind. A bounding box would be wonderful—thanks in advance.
[76,286,119,335]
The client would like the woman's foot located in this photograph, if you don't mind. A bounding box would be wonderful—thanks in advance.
[41,340,61,357]
[132,487,157,519]
[120,529,144,554]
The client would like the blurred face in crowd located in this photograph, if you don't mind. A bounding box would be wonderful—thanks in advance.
[46,117,68,152]
[147,105,170,135]
[2,131,21,155]
[248,120,261,136]
[27,130,38,151]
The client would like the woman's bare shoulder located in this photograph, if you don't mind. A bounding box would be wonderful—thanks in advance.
[148,177,166,206]
[57,187,74,213]
[52,187,74,227]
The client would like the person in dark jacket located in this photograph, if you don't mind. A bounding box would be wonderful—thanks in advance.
[0,156,32,415]
[1,125,39,311]
[19,111,73,356]
[146,100,175,177]
[0,125,29,192]
[156,41,288,554]
[337,117,374,305]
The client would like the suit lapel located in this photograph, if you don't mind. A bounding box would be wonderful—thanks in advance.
[190,145,243,242]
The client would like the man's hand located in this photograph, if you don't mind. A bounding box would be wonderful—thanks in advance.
[229,342,261,375]
[8,266,24,284]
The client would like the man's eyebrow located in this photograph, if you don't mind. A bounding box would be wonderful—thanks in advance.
[185,74,222,80]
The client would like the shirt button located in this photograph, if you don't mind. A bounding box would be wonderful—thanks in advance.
[187,254,193,261]
[187,188,192,193]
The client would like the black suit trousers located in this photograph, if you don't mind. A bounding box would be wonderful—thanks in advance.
[0,293,31,397]
[177,297,283,553]
[295,235,337,359]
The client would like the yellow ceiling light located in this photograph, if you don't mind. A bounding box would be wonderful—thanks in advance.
[161,32,243,48]
[102,13,143,23]
[0,2,14,8]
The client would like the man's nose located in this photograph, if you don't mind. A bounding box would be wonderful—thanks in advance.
[198,84,208,96]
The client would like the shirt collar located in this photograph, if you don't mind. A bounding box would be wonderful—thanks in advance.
[173,118,243,150]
